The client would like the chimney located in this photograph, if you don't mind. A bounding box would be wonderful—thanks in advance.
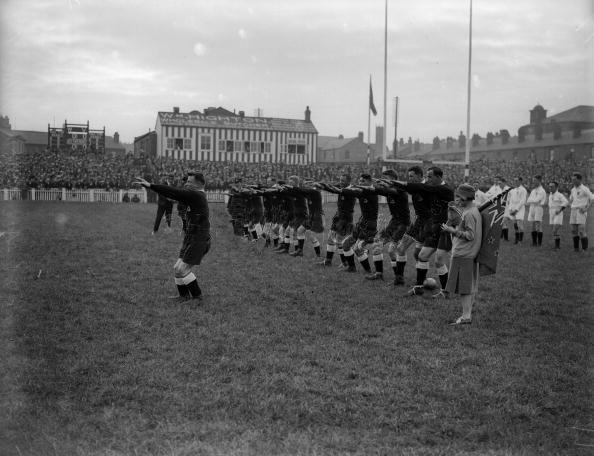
[305,106,311,122]
[114,132,119,144]
[239,111,245,118]
[173,107,180,114]
[358,131,364,141]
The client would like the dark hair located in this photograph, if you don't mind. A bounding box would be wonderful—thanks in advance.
[360,173,372,181]
[534,175,542,180]
[428,166,443,178]
[408,166,423,176]
[572,172,582,180]
[341,174,352,183]
[382,169,398,179]
[549,181,559,187]
[517,177,523,182]
[188,171,205,185]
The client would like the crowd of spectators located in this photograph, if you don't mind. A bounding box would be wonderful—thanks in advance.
[0,148,591,195]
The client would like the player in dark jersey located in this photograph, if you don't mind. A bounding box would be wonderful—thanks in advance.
[227,179,250,238]
[152,177,174,235]
[391,166,427,286]
[315,174,356,267]
[260,177,280,248]
[274,180,296,254]
[392,166,454,297]
[301,182,325,259]
[340,173,382,277]
[135,171,211,303]
[372,169,411,284]
[282,175,310,257]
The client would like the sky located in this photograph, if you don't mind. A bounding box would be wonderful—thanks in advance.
[1,0,592,145]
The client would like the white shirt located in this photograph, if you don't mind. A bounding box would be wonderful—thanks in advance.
[507,185,527,212]
[570,184,593,209]
[526,185,547,207]
[486,184,502,199]
[548,190,568,213]
[474,189,488,207]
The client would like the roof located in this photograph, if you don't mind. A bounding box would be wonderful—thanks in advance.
[12,129,48,144]
[317,135,359,150]
[157,110,318,134]
[402,128,594,159]
[0,127,26,140]
[134,130,157,142]
[545,105,594,124]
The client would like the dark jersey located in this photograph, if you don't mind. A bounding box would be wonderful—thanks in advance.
[375,186,410,225]
[404,182,454,224]
[151,183,210,235]
[283,187,308,219]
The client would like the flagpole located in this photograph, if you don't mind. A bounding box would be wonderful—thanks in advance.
[464,0,473,180]
[382,0,388,162]
[368,77,371,166]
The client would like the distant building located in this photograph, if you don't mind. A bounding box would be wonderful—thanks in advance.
[317,132,373,163]
[154,106,318,164]
[400,105,594,163]
[134,130,157,157]
[0,116,125,156]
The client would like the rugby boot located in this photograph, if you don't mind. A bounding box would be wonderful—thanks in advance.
[393,275,405,286]
[289,249,303,257]
[365,272,384,281]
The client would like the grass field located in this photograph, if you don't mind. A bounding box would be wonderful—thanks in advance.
[0,201,592,456]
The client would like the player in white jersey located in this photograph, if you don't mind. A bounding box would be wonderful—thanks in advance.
[547,181,568,250]
[526,175,548,246]
[472,180,488,207]
[569,172,593,252]
[504,177,528,244]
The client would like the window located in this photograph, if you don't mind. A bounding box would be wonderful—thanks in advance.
[200,135,211,151]
[344,150,350,159]
[244,141,251,153]
[226,140,234,152]
[286,138,306,154]
[183,139,191,149]
[218,140,225,151]
[175,138,184,149]
[167,138,174,149]
[234,141,242,152]
[265,142,271,153]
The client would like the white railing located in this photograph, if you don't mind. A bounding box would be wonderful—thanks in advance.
[0,188,359,205]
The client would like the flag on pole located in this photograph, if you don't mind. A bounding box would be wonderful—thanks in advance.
[476,189,510,276]
[369,78,377,116]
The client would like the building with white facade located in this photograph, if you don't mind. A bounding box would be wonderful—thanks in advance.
[154,106,318,165]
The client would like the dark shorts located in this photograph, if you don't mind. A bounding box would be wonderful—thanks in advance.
[423,222,452,251]
[291,214,307,230]
[353,217,377,243]
[179,234,211,265]
[331,214,353,237]
[405,217,425,243]
[380,220,408,243]
[308,215,325,233]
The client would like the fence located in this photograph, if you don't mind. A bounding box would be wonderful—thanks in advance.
[0,188,345,204]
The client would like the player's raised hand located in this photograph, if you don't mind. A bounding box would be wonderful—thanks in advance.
[134,177,151,188]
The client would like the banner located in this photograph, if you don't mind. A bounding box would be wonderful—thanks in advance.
[477,189,510,276]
